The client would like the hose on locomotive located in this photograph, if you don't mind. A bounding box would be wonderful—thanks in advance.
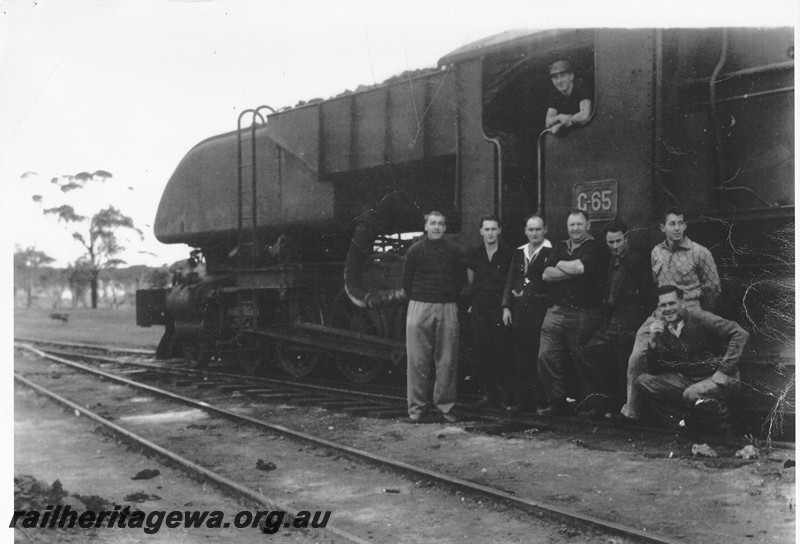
[344,192,413,309]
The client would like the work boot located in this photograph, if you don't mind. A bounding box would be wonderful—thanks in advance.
[442,412,459,423]
[685,398,735,436]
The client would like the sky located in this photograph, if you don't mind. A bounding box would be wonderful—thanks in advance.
[2,0,798,270]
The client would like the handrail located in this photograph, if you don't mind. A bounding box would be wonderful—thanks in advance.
[235,107,274,269]
[535,128,550,217]
[480,134,503,220]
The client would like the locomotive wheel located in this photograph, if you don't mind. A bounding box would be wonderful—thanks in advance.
[183,343,211,369]
[331,304,387,384]
[236,336,269,376]
[275,289,324,379]
[335,355,385,384]
[275,341,323,379]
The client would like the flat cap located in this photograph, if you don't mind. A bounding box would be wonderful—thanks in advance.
[549,60,572,75]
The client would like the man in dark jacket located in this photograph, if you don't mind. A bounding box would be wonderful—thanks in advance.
[635,285,748,435]
[403,211,467,423]
[501,215,552,411]
[575,221,654,417]
[466,215,514,407]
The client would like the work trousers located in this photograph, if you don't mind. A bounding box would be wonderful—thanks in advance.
[577,321,635,412]
[406,301,459,417]
[621,300,702,419]
[469,296,510,403]
[634,370,740,434]
[508,296,548,408]
[537,305,604,404]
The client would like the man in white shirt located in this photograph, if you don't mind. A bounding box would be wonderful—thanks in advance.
[500,215,553,411]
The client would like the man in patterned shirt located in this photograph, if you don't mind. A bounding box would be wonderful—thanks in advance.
[618,208,722,422]
[651,209,721,310]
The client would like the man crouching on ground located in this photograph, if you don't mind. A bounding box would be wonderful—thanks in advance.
[635,285,748,435]
[403,211,467,423]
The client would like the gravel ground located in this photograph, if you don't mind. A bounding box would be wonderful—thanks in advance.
[16,351,645,544]
[14,378,357,543]
[15,348,796,544]
[14,310,797,543]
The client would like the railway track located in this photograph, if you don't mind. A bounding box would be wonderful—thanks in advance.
[16,340,706,544]
[17,337,795,449]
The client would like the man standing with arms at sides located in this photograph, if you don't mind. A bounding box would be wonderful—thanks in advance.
[635,285,747,435]
[403,211,466,423]
[537,209,608,416]
[619,207,722,422]
[575,221,654,417]
[501,215,552,412]
[466,215,514,407]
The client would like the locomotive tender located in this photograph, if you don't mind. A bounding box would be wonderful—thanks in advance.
[137,28,794,432]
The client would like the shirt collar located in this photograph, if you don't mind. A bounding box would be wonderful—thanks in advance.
[566,234,593,252]
[667,308,689,332]
[668,320,685,337]
[660,236,692,251]
[520,239,552,260]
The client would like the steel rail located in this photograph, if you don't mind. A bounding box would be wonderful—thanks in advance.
[33,343,408,404]
[13,371,371,544]
[17,343,686,544]
[14,336,155,356]
[28,340,797,452]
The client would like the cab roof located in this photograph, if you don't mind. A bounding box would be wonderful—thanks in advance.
[437,28,592,66]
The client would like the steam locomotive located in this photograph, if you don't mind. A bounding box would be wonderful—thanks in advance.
[136,28,794,433]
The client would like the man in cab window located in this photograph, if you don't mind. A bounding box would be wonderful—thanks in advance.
[545,60,592,135]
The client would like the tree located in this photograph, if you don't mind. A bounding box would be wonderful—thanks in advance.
[67,262,93,308]
[30,169,143,309]
[40,267,71,309]
[45,205,142,309]
[14,246,55,308]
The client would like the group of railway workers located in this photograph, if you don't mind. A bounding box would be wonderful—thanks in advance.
[402,207,748,436]
[401,60,748,434]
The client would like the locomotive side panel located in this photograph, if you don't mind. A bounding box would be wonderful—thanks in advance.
[456,58,498,239]
[153,123,336,247]
[264,105,320,174]
[543,29,655,241]
[316,70,458,176]
[154,133,241,245]
[353,88,389,168]
[660,28,794,216]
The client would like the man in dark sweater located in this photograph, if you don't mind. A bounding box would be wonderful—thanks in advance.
[537,209,609,416]
[402,211,467,422]
[635,285,748,435]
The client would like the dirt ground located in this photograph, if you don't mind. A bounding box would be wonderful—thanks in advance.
[13,309,798,543]
[16,353,640,544]
[14,385,340,543]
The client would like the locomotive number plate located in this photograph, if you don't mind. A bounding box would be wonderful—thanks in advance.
[573,179,617,221]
